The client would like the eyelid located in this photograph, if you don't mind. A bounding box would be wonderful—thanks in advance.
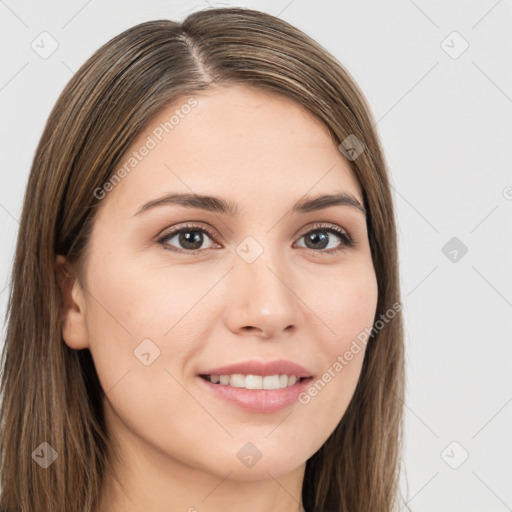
[157,221,354,254]
[294,222,354,254]
[295,222,352,242]
[156,222,220,250]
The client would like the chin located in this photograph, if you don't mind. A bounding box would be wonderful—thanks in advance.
[202,449,306,482]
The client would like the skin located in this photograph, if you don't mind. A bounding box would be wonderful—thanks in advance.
[57,84,378,512]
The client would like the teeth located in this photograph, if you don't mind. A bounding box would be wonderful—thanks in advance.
[230,374,246,388]
[263,375,279,389]
[246,375,264,389]
[204,374,301,389]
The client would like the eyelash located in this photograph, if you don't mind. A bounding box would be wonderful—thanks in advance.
[156,222,354,256]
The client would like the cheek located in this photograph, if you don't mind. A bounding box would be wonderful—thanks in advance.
[293,261,378,440]
[81,246,226,410]
[83,242,208,342]
[316,258,379,352]
[82,255,220,470]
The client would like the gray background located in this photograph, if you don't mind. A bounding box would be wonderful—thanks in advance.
[1,1,511,510]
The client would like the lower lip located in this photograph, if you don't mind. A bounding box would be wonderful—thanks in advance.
[196,376,313,414]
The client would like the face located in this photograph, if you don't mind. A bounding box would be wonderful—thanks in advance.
[60,85,378,483]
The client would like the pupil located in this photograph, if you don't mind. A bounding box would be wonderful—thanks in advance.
[180,230,203,250]
[306,231,328,249]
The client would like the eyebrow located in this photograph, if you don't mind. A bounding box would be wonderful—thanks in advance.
[134,192,366,217]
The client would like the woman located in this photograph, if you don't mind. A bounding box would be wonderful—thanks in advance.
[0,7,405,512]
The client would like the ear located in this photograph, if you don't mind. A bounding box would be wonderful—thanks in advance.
[55,255,90,350]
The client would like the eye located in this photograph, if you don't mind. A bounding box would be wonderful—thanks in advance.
[295,223,354,254]
[157,222,354,255]
[157,223,218,254]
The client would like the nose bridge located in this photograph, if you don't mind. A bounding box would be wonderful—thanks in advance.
[224,236,301,337]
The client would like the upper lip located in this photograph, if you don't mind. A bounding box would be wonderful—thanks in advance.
[199,359,313,378]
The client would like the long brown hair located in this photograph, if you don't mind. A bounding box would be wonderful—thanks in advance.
[0,7,405,512]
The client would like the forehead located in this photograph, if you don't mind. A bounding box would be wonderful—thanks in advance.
[101,85,362,216]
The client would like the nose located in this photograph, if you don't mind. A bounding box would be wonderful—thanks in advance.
[222,245,303,339]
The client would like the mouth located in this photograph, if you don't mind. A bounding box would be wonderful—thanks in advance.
[198,374,313,390]
[196,373,315,413]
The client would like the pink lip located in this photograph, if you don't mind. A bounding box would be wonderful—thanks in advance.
[196,374,314,414]
[198,359,313,378]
